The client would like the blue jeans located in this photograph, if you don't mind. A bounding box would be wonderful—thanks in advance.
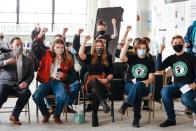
[33,80,67,117]
[47,81,81,106]
[161,83,196,121]
[124,81,149,121]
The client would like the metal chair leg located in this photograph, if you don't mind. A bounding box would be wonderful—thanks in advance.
[27,102,30,123]
[36,106,39,122]
[111,99,114,122]
[148,98,152,124]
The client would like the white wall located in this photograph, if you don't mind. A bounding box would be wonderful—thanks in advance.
[149,0,195,59]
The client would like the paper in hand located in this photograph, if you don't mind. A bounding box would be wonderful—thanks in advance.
[180,84,191,94]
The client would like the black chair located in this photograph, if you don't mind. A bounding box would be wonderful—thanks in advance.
[111,62,128,100]
[81,72,115,122]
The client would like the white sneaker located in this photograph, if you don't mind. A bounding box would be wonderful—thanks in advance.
[194,120,196,127]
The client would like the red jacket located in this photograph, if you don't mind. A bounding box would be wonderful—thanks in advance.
[37,50,73,83]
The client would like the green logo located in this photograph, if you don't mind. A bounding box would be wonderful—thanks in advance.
[172,61,188,77]
[131,64,148,78]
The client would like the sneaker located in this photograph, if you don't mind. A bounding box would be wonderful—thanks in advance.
[132,120,140,128]
[159,119,176,127]
[118,103,129,115]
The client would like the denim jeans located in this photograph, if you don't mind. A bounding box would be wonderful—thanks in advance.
[161,83,196,121]
[46,81,81,106]
[124,81,149,121]
[33,80,67,117]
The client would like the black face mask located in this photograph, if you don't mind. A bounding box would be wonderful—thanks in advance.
[98,30,105,35]
[96,48,103,56]
[173,44,183,52]
[0,36,4,40]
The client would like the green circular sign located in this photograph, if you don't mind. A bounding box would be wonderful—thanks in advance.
[172,61,188,77]
[131,64,148,78]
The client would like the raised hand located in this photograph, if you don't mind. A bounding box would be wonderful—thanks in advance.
[63,27,68,34]
[112,19,116,24]
[159,44,165,53]
[84,35,91,42]
[126,26,132,31]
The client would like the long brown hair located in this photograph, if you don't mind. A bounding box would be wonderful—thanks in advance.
[91,39,108,66]
[50,38,71,63]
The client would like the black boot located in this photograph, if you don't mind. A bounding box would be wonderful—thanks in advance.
[100,101,110,113]
[132,119,140,128]
[118,102,129,115]
[92,113,99,127]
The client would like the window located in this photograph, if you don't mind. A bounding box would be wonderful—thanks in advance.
[54,0,87,34]
[0,0,87,33]
[0,0,16,12]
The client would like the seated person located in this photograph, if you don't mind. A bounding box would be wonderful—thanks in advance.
[119,38,155,128]
[79,36,113,127]
[157,35,196,127]
[0,37,34,125]
[46,33,82,114]
[32,28,76,124]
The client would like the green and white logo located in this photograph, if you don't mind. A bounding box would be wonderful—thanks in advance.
[131,64,148,78]
[172,61,188,77]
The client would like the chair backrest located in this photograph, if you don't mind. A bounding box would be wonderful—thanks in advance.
[112,62,128,79]
[111,62,128,100]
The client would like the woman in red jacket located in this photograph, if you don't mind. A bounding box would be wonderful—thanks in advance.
[33,37,74,124]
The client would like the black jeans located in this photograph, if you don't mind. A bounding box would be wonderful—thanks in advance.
[87,79,108,113]
[0,83,31,118]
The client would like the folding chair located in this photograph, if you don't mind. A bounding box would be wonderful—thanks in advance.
[0,95,30,123]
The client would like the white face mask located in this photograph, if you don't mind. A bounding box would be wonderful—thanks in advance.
[54,48,64,55]
[13,46,23,56]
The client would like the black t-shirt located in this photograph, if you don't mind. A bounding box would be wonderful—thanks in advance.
[94,34,112,50]
[158,52,196,84]
[83,53,113,76]
[126,54,155,82]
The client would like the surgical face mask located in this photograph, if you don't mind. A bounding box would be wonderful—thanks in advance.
[96,48,103,56]
[98,30,105,35]
[54,48,64,55]
[137,49,146,57]
[173,44,183,53]
[13,46,23,55]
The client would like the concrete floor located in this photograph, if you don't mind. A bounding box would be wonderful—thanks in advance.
[0,80,196,131]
